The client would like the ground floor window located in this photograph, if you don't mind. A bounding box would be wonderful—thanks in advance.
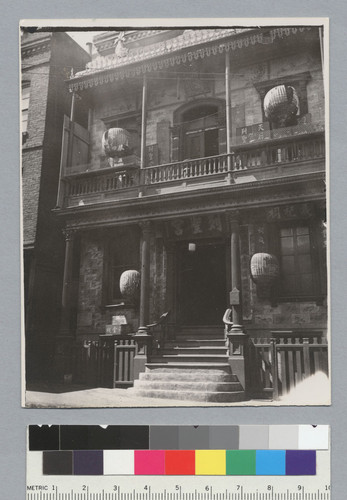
[105,228,140,304]
[280,225,314,296]
[271,220,325,301]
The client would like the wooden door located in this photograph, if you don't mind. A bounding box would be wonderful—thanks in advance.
[177,242,227,325]
[184,131,204,159]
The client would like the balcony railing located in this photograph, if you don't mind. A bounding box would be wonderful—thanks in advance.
[66,167,139,198]
[62,131,325,207]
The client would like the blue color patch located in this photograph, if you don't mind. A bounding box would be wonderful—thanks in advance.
[256,450,286,475]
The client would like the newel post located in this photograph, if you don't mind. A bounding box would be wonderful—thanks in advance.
[226,212,248,391]
[133,221,153,379]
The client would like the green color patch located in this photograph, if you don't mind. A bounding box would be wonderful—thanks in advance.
[226,450,256,475]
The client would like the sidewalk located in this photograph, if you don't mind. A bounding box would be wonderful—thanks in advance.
[25,383,271,408]
[24,370,330,407]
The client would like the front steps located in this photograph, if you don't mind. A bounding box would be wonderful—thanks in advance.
[128,328,247,403]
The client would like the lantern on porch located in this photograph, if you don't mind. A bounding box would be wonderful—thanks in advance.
[102,127,133,158]
[119,270,141,303]
[250,253,279,295]
[263,85,299,126]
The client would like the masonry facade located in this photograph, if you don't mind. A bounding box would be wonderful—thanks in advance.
[52,27,327,402]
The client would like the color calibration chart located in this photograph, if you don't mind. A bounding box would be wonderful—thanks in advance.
[27,425,330,500]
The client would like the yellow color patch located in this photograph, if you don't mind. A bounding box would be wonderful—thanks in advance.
[195,450,226,475]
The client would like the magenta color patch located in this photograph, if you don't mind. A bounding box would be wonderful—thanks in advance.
[134,450,165,475]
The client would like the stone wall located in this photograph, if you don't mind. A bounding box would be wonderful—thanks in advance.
[240,222,327,336]
[77,235,105,334]
[149,235,167,322]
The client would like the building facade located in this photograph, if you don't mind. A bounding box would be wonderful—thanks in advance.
[21,31,90,381]
[53,27,327,403]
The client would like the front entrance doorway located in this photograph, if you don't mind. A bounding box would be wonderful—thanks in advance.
[177,240,228,325]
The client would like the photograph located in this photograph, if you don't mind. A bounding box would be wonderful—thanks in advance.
[21,20,329,407]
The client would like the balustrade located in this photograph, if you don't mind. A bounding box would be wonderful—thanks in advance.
[62,132,324,205]
[73,336,136,388]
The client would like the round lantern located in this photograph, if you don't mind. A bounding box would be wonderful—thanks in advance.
[119,270,141,302]
[250,253,279,286]
[102,128,133,158]
[263,85,299,125]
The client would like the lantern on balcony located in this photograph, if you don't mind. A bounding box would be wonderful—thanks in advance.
[250,253,279,297]
[119,270,141,303]
[102,127,133,158]
[263,85,299,126]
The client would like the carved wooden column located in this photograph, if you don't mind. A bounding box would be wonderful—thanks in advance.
[139,74,148,196]
[227,212,248,391]
[140,74,148,170]
[165,240,176,340]
[133,221,152,379]
[60,228,76,334]
[225,50,233,183]
[55,227,76,382]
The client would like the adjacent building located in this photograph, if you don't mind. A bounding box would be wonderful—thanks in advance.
[21,31,90,381]
[41,27,327,402]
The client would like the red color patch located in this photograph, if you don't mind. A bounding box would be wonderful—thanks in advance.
[165,450,195,475]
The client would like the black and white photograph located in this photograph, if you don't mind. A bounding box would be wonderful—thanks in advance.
[21,19,329,407]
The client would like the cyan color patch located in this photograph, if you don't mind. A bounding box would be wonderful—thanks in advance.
[256,450,286,475]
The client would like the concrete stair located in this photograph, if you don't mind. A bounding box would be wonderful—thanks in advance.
[128,327,247,403]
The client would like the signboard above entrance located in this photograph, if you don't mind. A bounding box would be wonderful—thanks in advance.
[166,214,227,240]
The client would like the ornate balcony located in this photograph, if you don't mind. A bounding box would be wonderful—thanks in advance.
[61,130,325,208]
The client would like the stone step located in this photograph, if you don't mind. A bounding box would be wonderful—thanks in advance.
[133,380,243,392]
[145,363,232,372]
[160,347,228,356]
[170,340,226,347]
[139,371,238,382]
[150,354,229,363]
[175,333,225,340]
[128,388,246,403]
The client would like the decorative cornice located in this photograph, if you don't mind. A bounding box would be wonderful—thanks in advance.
[21,36,52,59]
[69,27,311,92]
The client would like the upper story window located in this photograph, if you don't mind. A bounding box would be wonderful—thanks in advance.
[255,71,312,133]
[21,82,30,135]
[172,98,226,162]
[264,85,300,129]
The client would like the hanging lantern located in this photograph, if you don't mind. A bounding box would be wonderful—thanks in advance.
[250,253,279,286]
[102,128,133,158]
[119,270,141,302]
[263,85,299,126]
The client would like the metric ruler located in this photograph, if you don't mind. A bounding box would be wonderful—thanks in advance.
[26,482,331,500]
[27,464,331,500]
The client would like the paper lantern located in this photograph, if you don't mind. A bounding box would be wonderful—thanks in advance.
[263,85,299,125]
[250,253,279,286]
[102,128,133,158]
[119,270,141,302]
